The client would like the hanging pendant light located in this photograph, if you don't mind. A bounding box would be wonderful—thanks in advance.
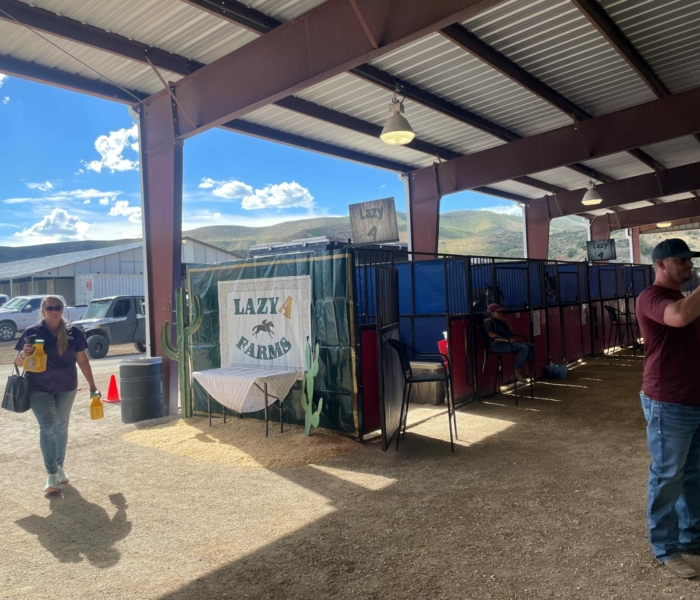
[657,221,672,228]
[380,96,415,146]
[581,180,603,206]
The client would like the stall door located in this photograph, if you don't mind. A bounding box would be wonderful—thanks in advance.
[376,267,403,451]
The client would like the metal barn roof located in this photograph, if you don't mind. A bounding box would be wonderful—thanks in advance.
[0,0,699,216]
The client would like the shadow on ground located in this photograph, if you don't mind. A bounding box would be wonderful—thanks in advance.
[16,487,131,568]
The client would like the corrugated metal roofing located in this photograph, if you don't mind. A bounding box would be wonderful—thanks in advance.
[0,243,142,280]
[241,103,436,169]
[370,32,573,138]
[578,152,654,180]
[462,0,657,116]
[528,166,592,191]
[640,136,700,169]
[296,72,505,156]
[599,0,700,94]
[16,0,257,64]
[244,0,328,22]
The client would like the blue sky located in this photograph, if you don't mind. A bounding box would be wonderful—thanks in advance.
[0,75,520,247]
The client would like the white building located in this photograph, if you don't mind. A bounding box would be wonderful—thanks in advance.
[0,237,242,305]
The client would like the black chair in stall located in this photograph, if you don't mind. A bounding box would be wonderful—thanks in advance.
[479,321,534,406]
[388,339,457,453]
[603,305,642,356]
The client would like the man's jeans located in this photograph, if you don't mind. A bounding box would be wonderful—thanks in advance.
[491,341,535,369]
[30,389,76,475]
[640,392,700,560]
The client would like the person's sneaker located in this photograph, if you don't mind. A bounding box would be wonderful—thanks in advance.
[44,474,60,494]
[514,370,529,384]
[57,466,69,485]
[663,556,698,579]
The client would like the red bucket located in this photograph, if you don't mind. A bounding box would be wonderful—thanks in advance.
[437,340,449,371]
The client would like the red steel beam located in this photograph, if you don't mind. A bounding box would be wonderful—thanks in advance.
[410,86,700,200]
[591,197,700,233]
[630,228,641,263]
[528,162,700,218]
[143,0,509,145]
[407,167,441,257]
[523,201,550,259]
[138,101,183,415]
[639,216,700,233]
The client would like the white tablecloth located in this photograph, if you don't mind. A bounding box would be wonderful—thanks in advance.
[192,365,302,414]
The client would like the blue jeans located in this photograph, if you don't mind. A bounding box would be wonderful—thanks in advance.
[30,390,76,475]
[641,392,700,560]
[491,341,535,369]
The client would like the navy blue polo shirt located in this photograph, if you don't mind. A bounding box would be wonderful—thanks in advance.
[15,323,88,394]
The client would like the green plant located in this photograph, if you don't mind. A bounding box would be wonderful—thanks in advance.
[161,288,203,418]
[300,339,323,436]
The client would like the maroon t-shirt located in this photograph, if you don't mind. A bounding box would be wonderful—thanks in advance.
[636,284,700,405]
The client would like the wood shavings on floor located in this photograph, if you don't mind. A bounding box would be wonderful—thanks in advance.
[121,417,360,468]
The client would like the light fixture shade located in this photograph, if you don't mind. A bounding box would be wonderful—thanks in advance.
[380,101,415,145]
[581,185,603,206]
[657,221,672,228]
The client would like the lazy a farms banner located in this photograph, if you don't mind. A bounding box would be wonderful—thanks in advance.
[218,275,311,369]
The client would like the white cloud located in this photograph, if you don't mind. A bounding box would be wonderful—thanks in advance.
[26,181,54,192]
[2,97,9,105]
[75,168,84,175]
[3,188,121,205]
[109,200,141,223]
[0,74,6,88]
[198,178,314,210]
[84,124,139,173]
[0,222,21,229]
[14,208,90,242]
[478,205,523,216]
[241,181,314,210]
[198,177,253,199]
[83,199,91,204]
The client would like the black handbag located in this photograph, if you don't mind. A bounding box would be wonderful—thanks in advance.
[2,365,31,413]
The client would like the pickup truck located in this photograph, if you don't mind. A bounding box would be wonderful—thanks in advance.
[0,295,88,342]
[72,295,147,359]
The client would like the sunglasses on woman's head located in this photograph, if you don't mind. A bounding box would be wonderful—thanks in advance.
[44,306,63,312]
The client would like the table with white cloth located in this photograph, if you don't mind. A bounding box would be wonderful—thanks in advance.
[192,365,303,436]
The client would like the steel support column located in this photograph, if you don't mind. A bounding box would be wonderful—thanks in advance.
[138,97,183,416]
[590,217,610,241]
[407,167,440,257]
[630,228,641,263]
[523,200,550,259]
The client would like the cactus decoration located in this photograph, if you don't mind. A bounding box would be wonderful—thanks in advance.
[161,288,203,418]
[300,338,323,436]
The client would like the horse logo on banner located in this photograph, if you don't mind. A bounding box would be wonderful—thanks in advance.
[218,277,311,370]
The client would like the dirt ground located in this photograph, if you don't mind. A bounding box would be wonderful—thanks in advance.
[1,351,698,599]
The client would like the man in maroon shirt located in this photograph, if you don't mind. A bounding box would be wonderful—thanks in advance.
[637,238,700,578]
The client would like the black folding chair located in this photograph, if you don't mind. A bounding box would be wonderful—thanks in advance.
[479,322,534,406]
[603,305,641,355]
[388,339,457,453]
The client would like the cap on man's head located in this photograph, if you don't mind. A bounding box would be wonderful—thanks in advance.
[487,303,503,313]
[651,238,700,261]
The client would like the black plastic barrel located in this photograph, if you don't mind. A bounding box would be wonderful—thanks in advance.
[119,357,164,423]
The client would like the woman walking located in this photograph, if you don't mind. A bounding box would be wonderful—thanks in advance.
[14,296,100,493]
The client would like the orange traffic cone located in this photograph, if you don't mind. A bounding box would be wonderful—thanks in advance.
[105,374,120,403]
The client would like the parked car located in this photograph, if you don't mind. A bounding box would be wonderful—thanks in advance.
[0,294,9,308]
[71,295,146,359]
[0,295,88,342]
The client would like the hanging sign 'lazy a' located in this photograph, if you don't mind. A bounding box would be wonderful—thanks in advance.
[349,197,399,245]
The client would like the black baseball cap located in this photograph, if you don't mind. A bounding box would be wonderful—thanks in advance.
[651,238,700,261]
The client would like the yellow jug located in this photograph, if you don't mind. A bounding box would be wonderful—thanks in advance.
[23,340,47,373]
[90,392,104,420]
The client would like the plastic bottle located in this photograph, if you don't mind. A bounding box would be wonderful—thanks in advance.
[23,340,47,373]
[90,391,104,420]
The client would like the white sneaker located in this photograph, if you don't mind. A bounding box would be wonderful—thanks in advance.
[57,466,69,484]
[44,474,60,493]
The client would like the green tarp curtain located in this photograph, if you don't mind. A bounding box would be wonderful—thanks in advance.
[187,250,360,437]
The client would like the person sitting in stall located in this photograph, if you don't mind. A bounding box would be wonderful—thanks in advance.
[483,303,534,384]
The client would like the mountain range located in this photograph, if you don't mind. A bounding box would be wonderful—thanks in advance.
[2,209,696,265]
